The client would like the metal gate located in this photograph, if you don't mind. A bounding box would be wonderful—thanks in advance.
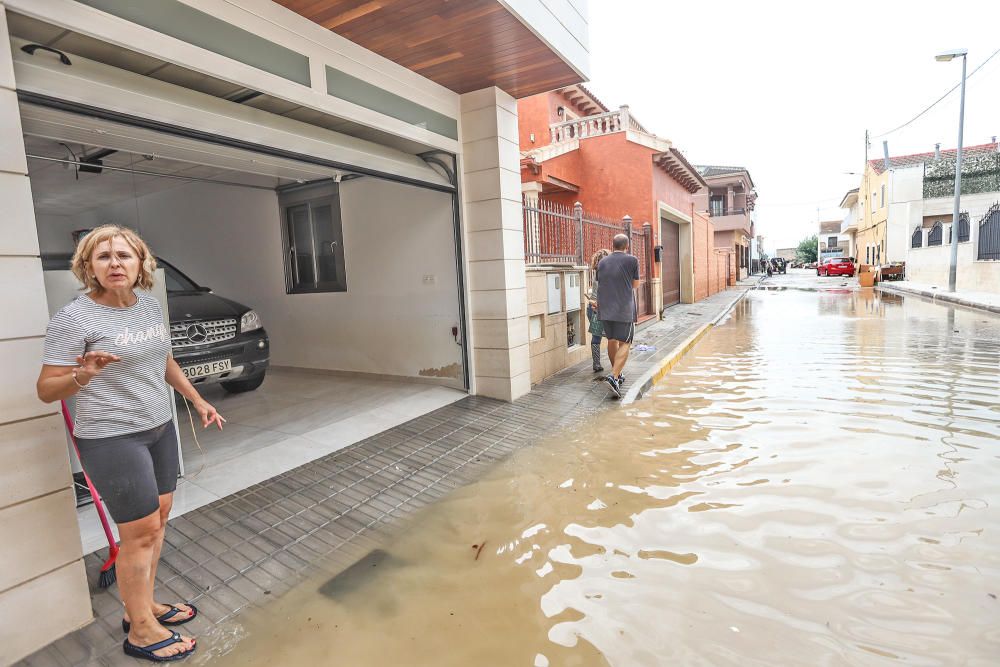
[978,202,1000,260]
[660,219,680,308]
[522,198,579,265]
[630,223,654,318]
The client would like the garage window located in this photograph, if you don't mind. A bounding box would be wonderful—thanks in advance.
[279,181,347,293]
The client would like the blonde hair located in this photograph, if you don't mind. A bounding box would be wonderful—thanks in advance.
[71,224,156,293]
[590,248,610,271]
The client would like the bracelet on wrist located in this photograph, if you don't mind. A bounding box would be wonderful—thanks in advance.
[72,368,89,389]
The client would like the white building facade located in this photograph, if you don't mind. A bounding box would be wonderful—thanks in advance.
[901,149,1000,292]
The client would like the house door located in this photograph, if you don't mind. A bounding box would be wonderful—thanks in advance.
[660,218,680,308]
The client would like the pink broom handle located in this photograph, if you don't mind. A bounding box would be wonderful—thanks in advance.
[60,400,117,549]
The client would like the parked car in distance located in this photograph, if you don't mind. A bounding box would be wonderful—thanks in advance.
[817,257,856,277]
[42,254,269,393]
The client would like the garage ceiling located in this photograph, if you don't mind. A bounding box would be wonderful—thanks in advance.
[25,135,288,217]
[21,103,365,217]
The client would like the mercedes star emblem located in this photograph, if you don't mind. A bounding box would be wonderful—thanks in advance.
[186,323,209,344]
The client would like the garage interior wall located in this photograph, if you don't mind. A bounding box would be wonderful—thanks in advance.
[34,176,465,386]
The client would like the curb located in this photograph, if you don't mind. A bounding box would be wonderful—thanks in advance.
[621,288,751,406]
[877,285,1000,315]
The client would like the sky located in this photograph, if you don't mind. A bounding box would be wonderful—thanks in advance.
[584,0,1000,254]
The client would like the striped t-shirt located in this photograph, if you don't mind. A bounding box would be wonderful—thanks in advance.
[43,292,172,439]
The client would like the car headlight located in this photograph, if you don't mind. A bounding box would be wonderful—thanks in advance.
[240,310,262,333]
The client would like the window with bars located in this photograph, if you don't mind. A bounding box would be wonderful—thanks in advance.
[946,214,971,244]
[911,227,923,248]
[279,181,347,294]
[927,223,943,246]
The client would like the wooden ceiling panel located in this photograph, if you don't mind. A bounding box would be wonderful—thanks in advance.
[274,0,582,98]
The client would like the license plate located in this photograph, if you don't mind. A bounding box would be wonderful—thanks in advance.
[182,359,232,379]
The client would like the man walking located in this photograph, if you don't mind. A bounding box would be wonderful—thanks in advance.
[596,233,640,398]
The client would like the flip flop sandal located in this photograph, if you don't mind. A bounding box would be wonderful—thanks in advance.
[122,630,196,662]
[122,604,198,633]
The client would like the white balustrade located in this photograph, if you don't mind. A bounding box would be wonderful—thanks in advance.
[550,105,639,144]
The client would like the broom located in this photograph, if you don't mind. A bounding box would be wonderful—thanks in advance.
[61,401,119,588]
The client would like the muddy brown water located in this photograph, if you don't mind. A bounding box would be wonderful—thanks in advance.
[208,289,1000,666]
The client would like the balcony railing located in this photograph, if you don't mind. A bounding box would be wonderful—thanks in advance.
[549,105,645,144]
[709,208,747,217]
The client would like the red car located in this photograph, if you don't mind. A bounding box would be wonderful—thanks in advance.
[817,257,855,277]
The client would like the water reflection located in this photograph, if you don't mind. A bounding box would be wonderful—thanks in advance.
[212,290,1000,666]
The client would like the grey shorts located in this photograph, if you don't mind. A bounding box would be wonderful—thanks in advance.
[76,420,179,524]
[601,320,635,343]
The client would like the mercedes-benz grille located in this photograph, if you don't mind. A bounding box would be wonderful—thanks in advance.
[170,318,238,349]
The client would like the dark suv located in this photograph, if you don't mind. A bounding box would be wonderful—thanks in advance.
[42,255,269,393]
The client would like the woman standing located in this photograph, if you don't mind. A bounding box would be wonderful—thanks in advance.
[37,225,225,663]
[587,249,610,372]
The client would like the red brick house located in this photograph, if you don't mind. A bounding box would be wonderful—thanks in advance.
[518,85,730,313]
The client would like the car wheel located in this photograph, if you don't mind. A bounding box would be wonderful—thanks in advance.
[222,372,266,394]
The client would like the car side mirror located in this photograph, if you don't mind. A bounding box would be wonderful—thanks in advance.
[198,286,212,293]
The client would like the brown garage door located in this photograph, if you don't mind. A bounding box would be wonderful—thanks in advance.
[661,219,680,308]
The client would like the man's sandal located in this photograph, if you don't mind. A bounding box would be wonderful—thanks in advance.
[122,630,196,662]
[122,604,198,633]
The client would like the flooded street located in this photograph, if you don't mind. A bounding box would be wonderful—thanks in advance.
[212,288,1000,666]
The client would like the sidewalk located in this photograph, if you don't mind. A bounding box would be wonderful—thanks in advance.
[878,281,1000,314]
[19,286,752,667]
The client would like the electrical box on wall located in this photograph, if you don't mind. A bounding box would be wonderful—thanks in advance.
[565,272,581,312]
[547,273,562,314]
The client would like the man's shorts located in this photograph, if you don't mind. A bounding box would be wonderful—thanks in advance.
[601,320,635,343]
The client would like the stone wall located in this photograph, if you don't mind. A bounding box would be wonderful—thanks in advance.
[905,243,1000,293]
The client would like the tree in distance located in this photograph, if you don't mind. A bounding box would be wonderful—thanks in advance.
[796,234,818,263]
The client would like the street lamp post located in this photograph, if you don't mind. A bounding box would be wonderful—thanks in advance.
[936,48,968,293]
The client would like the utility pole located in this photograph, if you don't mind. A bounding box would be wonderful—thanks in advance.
[935,48,968,292]
[946,55,967,292]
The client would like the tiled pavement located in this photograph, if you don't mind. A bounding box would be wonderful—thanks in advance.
[18,286,752,667]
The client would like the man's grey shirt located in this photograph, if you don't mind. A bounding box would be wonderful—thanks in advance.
[596,251,639,323]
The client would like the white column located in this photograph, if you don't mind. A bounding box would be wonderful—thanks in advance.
[0,6,92,663]
[521,180,543,204]
[459,87,530,402]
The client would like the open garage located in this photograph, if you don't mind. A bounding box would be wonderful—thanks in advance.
[20,89,469,552]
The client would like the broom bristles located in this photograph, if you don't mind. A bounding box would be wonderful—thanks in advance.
[98,563,117,588]
[98,544,119,589]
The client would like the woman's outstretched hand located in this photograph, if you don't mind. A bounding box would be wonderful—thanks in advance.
[194,399,226,430]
